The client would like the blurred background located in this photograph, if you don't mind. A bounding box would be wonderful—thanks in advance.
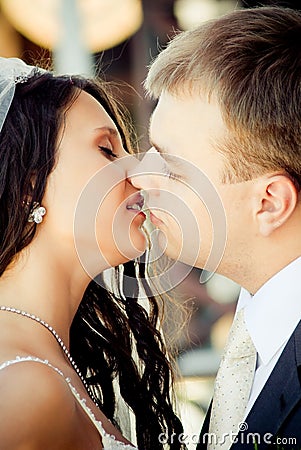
[1,0,299,447]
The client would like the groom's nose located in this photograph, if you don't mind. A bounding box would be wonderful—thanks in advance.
[127,148,163,191]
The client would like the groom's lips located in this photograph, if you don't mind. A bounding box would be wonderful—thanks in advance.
[150,211,164,226]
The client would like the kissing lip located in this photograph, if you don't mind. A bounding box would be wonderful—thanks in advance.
[126,192,145,212]
[150,211,164,226]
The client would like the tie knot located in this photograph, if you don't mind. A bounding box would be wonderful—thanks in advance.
[223,309,256,359]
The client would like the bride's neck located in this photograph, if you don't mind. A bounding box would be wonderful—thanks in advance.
[0,235,91,346]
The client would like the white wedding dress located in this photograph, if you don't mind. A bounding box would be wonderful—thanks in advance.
[0,356,138,450]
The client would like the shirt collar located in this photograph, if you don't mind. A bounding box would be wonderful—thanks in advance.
[237,257,301,365]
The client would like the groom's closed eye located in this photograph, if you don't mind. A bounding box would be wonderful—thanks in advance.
[149,142,186,181]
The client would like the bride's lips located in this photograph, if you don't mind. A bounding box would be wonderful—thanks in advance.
[126,193,146,220]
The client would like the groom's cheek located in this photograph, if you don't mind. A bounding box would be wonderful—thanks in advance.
[158,216,182,260]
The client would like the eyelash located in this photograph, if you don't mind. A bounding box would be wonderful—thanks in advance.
[162,165,181,181]
[98,145,118,159]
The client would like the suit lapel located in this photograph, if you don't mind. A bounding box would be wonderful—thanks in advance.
[198,320,301,449]
[234,319,301,444]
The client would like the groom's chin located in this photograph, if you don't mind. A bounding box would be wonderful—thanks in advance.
[158,234,188,265]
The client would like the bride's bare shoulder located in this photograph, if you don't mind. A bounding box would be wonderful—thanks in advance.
[0,358,82,449]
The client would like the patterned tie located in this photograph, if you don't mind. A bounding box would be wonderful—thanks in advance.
[208,308,257,449]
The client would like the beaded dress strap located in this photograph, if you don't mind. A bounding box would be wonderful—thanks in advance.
[0,356,137,450]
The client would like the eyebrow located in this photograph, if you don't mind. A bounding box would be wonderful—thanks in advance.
[150,140,170,155]
[94,126,119,137]
[151,142,185,171]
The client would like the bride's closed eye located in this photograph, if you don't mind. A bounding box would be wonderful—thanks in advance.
[98,145,118,160]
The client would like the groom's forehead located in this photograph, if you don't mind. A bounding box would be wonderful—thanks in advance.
[148,91,226,148]
[148,93,182,146]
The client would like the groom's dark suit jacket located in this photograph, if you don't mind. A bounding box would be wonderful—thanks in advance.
[197,320,301,449]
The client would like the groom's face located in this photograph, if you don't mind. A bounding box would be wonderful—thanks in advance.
[131,92,251,272]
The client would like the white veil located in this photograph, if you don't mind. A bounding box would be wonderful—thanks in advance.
[0,57,45,133]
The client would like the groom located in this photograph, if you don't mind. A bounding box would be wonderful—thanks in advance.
[130,6,301,449]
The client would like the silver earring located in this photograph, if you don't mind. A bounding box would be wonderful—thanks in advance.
[28,202,46,224]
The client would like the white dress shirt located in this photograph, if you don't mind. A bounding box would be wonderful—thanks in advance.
[235,256,301,418]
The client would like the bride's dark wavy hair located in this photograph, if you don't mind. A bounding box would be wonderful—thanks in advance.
[0,70,185,449]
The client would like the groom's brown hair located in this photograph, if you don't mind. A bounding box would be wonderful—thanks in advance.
[145,7,301,188]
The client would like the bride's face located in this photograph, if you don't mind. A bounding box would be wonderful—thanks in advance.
[43,91,147,274]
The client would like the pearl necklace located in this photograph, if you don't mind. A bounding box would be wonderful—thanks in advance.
[0,305,99,406]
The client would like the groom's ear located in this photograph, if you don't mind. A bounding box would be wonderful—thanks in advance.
[253,174,298,237]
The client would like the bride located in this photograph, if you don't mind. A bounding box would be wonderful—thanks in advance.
[0,58,184,450]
